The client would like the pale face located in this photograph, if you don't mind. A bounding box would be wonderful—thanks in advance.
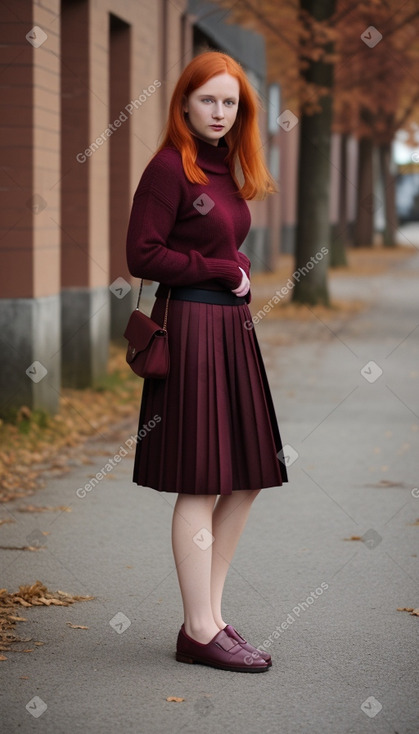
[183,73,240,146]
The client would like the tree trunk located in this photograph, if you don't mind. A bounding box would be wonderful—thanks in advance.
[330,133,348,267]
[379,142,398,247]
[293,0,336,305]
[354,136,374,247]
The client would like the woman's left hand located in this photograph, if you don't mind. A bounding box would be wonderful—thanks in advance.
[232,267,250,297]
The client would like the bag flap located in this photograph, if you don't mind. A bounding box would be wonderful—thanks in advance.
[123,310,166,352]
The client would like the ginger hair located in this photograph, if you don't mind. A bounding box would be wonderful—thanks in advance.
[155,51,277,200]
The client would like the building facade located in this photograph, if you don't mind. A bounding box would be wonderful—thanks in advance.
[0,0,281,417]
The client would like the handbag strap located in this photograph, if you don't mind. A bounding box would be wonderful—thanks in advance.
[135,279,144,310]
[136,279,171,331]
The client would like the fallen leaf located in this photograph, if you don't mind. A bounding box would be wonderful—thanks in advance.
[66,623,89,630]
[365,479,406,488]
[408,519,419,526]
[10,597,32,607]
[18,505,71,513]
[0,518,15,526]
[56,590,94,602]
[0,546,44,551]
[397,607,419,616]
[343,536,362,541]
[0,580,94,653]
[0,654,7,661]
[0,343,141,504]
[166,696,185,702]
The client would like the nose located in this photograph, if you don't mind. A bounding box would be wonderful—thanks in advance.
[212,101,224,119]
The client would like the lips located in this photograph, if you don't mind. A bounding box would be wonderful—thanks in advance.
[210,125,224,130]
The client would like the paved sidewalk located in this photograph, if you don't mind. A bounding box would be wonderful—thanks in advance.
[1,249,418,734]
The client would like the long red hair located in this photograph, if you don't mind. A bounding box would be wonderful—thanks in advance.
[155,51,277,200]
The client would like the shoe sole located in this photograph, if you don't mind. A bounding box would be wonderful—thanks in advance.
[175,651,269,672]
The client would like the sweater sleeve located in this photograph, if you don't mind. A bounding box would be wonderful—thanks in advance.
[126,155,242,289]
[237,251,251,279]
[236,251,252,304]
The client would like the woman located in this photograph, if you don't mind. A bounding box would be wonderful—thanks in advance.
[126,51,288,673]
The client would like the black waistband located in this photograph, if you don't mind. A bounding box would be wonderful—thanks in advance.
[167,287,246,306]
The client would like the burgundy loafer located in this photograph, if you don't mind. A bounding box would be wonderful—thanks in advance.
[224,624,272,666]
[176,624,269,673]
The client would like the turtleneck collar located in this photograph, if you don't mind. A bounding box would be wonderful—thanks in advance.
[194,135,229,174]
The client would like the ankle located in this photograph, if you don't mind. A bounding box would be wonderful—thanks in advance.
[214,619,227,630]
[184,620,220,645]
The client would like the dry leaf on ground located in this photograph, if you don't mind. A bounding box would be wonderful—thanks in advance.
[0,545,45,551]
[0,344,141,503]
[17,505,71,513]
[66,623,89,630]
[166,697,185,702]
[343,536,362,541]
[0,581,94,655]
[397,607,419,616]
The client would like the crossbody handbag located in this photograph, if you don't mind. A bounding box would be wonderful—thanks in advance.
[123,280,171,379]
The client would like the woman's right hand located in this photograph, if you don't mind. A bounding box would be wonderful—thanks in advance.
[232,267,250,297]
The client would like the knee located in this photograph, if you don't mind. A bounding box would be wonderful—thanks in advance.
[175,494,216,511]
[248,488,262,502]
[236,488,262,504]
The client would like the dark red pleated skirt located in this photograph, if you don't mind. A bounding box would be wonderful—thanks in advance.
[132,295,288,495]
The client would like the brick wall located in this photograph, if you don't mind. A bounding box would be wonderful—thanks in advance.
[0,0,61,299]
[1,0,293,412]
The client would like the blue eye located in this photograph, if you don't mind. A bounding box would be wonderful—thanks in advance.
[201,98,237,105]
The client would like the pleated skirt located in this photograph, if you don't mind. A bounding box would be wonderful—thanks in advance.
[132,295,288,495]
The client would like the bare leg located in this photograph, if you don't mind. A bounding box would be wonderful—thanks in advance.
[171,493,219,644]
[210,489,261,628]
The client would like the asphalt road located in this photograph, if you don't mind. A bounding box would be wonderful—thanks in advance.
[1,245,418,734]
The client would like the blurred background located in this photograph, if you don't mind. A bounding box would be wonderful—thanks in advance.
[1,0,419,419]
[1,8,418,727]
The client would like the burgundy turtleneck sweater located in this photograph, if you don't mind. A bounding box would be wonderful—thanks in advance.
[126,136,252,292]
